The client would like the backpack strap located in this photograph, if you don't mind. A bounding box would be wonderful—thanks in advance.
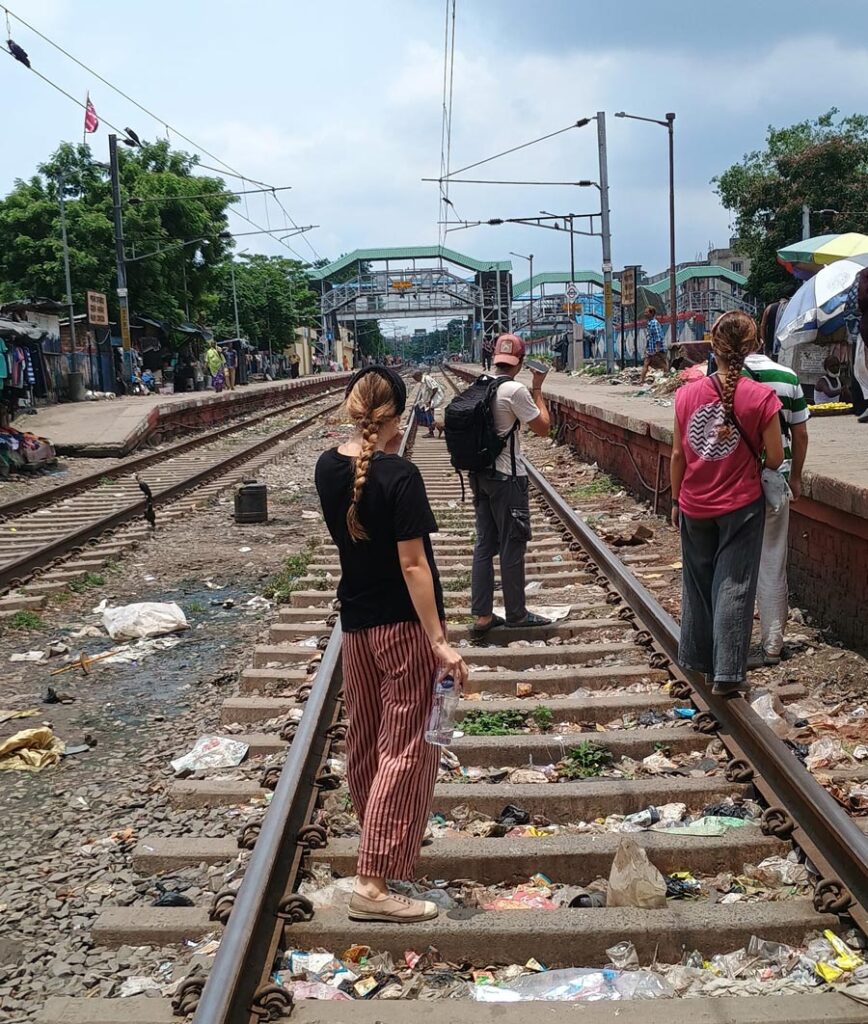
[488,375,521,477]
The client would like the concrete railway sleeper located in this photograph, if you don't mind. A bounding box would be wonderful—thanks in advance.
[39,381,868,1024]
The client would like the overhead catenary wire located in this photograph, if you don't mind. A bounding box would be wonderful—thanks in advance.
[2,3,321,258]
[437,0,457,247]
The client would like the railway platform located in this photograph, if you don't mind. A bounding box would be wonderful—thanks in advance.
[12,373,348,457]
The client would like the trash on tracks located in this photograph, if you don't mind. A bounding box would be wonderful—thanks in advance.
[171,735,249,774]
[607,838,667,909]
[0,726,64,771]
[102,600,188,640]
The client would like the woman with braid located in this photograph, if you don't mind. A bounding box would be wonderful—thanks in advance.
[670,312,784,695]
[315,367,467,923]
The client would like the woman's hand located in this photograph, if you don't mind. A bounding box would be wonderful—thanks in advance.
[671,503,680,529]
[431,639,469,688]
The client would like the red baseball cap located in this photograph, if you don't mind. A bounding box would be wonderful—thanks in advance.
[493,333,525,366]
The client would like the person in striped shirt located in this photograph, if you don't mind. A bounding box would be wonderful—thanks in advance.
[742,346,810,666]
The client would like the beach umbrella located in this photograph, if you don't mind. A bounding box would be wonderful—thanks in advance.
[776,254,868,351]
[777,232,868,277]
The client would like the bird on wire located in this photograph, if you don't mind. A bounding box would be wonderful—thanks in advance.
[135,474,157,530]
[7,38,30,67]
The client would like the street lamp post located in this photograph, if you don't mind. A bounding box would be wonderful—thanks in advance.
[55,174,79,382]
[509,252,534,338]
[616,111,677,348]
[108,134,132,377]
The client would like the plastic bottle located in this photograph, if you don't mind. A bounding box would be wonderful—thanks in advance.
[425,671,459,746]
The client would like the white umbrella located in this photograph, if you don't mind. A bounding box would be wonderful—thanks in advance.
[776,255,868,351]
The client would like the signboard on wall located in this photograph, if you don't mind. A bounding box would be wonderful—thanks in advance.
[86,290,109,325]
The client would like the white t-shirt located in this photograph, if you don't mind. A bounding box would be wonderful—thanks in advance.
[490,374,540,476]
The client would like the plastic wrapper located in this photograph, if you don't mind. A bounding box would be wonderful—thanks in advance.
[102,601,188,640]
[746,855,808,887]
[805,737,848,772]
[170,735,249,774]
[750,693,791,740]
[709,948,751,979]
[606,941,639,970]
[482,885,558,911]
[472,967,673,1002]
[607,838,667,909]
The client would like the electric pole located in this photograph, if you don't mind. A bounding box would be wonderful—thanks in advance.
[597,111,615,372]
[109,134,132,378]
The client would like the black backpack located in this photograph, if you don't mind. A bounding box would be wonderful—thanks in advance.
[444,375,519,476]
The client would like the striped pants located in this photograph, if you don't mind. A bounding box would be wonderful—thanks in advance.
[342,620,439,879]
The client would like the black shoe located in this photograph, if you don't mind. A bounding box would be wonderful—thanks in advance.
[859,408,868,423]
[711,679,746,697]
[470,613,506,639]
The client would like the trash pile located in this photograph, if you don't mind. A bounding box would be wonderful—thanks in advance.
[271,930,868,1002]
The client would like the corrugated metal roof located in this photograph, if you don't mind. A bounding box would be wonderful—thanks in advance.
[512,271,621,298]
[308,246,512,280]
[646,264,748,292]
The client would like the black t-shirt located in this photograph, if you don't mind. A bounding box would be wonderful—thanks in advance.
[314,449,445,632]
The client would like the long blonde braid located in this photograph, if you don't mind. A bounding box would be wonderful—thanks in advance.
[711,310,758,441]
[344,374,397,542]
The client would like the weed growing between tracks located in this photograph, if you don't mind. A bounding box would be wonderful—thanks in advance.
[264,542,317,603]
[8,610,45,631]
[68,572,106,593]
[558,741,613,779]
[461,705,557,736]
[568,473,619,501]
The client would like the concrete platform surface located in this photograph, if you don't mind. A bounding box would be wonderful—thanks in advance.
[452,364,868,520]
[17,372,348,455]
[37,994,868,1024]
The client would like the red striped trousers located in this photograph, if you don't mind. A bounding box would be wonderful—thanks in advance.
[341,620,438,879]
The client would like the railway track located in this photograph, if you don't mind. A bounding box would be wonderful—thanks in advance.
[39,374,868,1024]
[0,381,348,605]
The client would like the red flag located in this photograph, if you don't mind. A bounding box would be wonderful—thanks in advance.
[84,93,99,134]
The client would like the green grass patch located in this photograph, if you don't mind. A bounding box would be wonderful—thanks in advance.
[569,474,619,501]
[449,570,471,591]
[263,547,315,603]
[558,741,613,779]
[68,572,106,593]
[186,600,207,615]
[531,705,554,732]
[8,610,45,631]
[461,709,526,736]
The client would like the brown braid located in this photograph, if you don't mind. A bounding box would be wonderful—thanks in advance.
[710,310,759,441]
[344,373,397,542]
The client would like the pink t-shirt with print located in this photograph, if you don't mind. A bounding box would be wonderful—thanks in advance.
[675,374,781,519]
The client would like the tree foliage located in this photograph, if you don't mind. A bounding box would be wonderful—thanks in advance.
[0,140,234,323]
[715,110,868,304]
[213,254,318,349]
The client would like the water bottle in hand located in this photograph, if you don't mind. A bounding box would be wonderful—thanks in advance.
[425,670,459,746]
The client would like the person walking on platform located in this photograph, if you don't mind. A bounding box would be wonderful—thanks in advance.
[481,336,494,371]
[469,334,552,638]
[743,341,809,667]
[670,311,784,695]
[205,340,226,392]
[315,367,467,924]
[640,306,668,382]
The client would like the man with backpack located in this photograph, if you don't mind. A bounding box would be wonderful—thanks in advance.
[444,334,552,638]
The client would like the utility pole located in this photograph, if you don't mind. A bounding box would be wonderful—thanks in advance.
[666,113,677,352]
[802,204,811,240]
[229,260,241,338]
[596,111,615,372]
[528,253,534,339]
[56,174,77,378]
[108,134,132,379]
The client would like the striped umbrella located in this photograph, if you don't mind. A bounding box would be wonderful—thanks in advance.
[776,254,868,351]
[778,232,868,277]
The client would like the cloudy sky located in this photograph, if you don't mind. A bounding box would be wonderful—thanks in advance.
[3,0,868,285]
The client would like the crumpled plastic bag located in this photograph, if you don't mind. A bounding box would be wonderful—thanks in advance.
[170,735,249,774]
[805,737,848,772]
[607,838,667,909]
[745,855,808,887]
[0,727,65,772]
[750,693,791,740]
[102,601,188,640]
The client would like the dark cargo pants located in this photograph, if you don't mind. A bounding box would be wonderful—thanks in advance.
[469,471,532,624]
[679,495,765,684]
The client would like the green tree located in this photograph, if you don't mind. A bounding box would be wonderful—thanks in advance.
[213,254,318,349]
[0,140,234,324]
[715,110,868,305]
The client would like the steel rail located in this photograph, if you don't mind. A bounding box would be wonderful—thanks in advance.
[0,377,348,522]
[526,459,868,931]
[0,398,345,592]
[190,393,418,1023]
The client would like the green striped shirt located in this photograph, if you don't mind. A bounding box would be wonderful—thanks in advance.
[742,354,809,477]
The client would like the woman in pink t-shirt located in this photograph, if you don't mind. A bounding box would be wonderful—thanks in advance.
[670,312,784,694]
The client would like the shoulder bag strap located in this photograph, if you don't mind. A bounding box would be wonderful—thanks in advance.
[710,373,761,463]
[489,376,521,476]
